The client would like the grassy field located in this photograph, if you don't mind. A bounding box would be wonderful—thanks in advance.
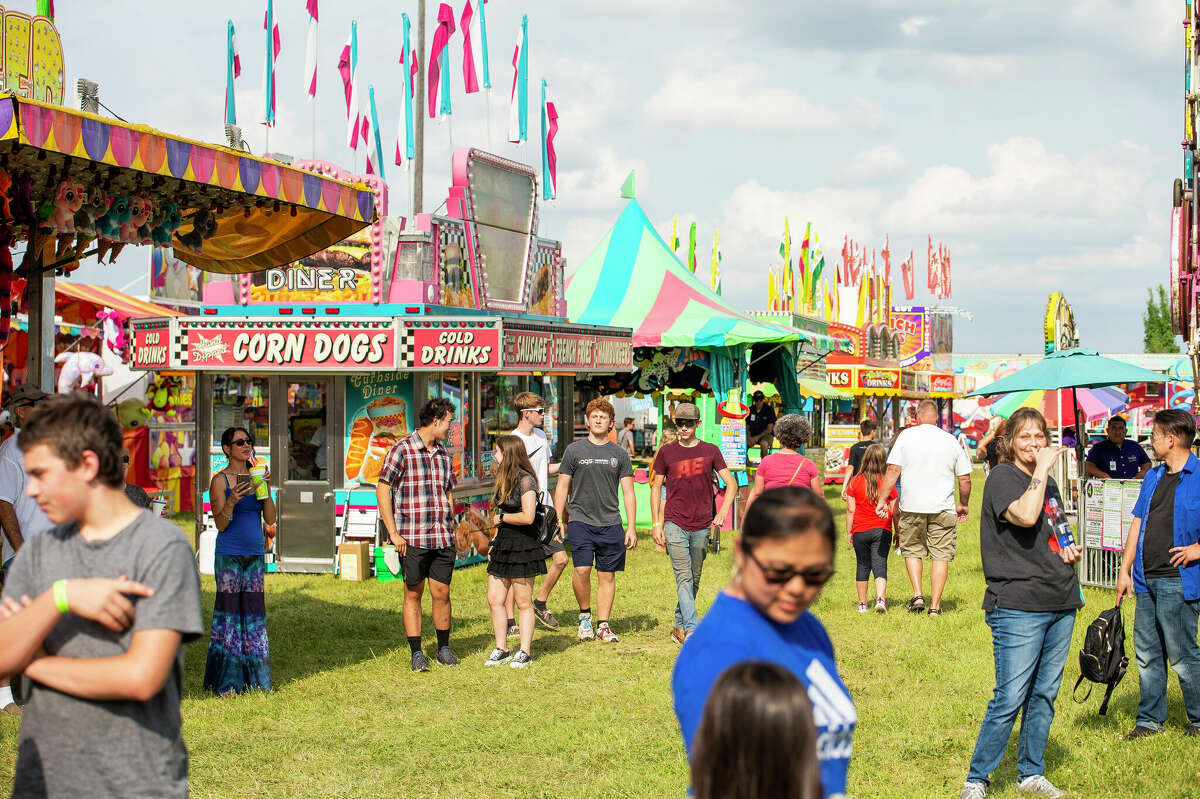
[1,472,1195,797]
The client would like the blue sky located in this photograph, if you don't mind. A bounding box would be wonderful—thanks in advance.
[63,0,1181,353]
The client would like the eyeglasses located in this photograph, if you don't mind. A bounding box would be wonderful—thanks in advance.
[230,437,254,447]
[675,419,697,428]
[526,408,545,415]
[743,546,835,587]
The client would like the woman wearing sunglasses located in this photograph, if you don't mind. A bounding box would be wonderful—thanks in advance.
[672,486,855,799]
[203,427,277,694]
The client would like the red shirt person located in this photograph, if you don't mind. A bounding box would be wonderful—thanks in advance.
[651,402,736,643]
[843,444,898,613]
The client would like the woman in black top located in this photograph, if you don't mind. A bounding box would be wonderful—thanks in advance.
[962,408,1082,799]
[484,435,547,668]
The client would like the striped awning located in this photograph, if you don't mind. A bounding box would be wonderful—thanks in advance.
[53,282,183,319]
[797,377,852,399]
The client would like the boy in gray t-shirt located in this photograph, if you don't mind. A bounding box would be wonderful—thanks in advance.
[0,395,202,799]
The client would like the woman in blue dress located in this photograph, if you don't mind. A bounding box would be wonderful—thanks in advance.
[672,486,855,799]
[204,426,277,694]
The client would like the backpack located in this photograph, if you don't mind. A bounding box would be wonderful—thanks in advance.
[1072,606,1129,715]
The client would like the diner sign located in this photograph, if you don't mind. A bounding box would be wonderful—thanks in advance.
[180,320,396,370]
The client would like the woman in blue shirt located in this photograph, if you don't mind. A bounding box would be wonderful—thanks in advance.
[672,486,855,799]
[204,426,277,694]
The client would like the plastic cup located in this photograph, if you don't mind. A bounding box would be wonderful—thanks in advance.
[249,462,269,500]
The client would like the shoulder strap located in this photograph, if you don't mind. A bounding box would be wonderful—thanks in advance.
[1071,673,1093,704]
[1098,681,1117,716]
[788,458,806,486]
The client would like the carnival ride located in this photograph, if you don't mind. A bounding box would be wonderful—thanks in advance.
[1174,1,1200,405]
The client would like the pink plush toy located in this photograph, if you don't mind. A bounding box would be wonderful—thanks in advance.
[120,196,153,244]
[97,307,130,362]
[48,180,86,234]
[54,351,114,394]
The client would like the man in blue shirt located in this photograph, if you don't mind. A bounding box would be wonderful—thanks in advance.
[1116,409,1200,739]
[1084,416,1150,480]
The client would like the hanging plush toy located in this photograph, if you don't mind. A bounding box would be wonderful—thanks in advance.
[114,397,152,429]
[94,194,131,240]
[74,191,110,238]
[119,196,153,244]
[150,203,182,247]
[97,307,130,362]
[54,352,113,394]
[48,180,86,234]
[176,208,217,251]
[147,374,182,420]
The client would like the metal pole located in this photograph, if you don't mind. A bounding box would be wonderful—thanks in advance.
[413,1,426,215]
[25,267,55,394]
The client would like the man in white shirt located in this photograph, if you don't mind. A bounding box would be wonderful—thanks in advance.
[875,400,972,616]
[507,391,565,631]
[0,382,54,714]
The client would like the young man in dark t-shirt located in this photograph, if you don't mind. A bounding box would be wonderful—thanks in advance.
[650,403,736,644]
[1117,409,1200,740]
[841,418,878,500]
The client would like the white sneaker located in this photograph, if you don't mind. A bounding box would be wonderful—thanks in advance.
[874,598,887,613]
[856,602,868,613]
[1017,775,1065,798]
[597,622,620,643]
[510,650,532,669]
[960,782,986,799]
[577,615,595,641]
[484,648,511,666]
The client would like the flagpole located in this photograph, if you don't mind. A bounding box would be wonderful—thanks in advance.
[413,0,426,215]
[312,98,317,160]
[486,88,493,151]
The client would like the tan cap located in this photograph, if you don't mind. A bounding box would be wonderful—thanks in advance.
[5,382,48,408]
[673,402,700,421]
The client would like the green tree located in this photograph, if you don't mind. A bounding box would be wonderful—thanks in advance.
[1143,285,1180,353]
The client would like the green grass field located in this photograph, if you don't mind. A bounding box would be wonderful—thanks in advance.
[1,472,1194,797]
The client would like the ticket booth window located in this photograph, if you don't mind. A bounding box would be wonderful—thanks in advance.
[211,376,270,453]
[286,381,327,481]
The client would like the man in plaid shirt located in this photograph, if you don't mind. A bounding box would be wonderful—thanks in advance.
[377,397,459,673]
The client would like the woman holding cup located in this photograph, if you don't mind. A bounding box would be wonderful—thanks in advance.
[204,426,277,694]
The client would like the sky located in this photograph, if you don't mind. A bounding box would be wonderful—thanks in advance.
[60,0,1182,354]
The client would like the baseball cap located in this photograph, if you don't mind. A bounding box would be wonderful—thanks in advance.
[752,390,765,400]
[674,402,700,421]
[5,383,48,408]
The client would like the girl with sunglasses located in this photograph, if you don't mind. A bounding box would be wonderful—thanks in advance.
[203,427,277,694]
[672,486,855,799]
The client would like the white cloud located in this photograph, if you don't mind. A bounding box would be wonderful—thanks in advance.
[899,16,930,38]
[840,145,909,182]
[550,148,648,213]
[644,64,884,132]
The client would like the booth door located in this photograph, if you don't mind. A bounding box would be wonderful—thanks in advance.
[275,378,336,573]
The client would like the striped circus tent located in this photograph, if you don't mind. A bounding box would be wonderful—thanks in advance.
[566,197,797,348]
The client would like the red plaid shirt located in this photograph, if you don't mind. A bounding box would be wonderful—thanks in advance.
[378,431,456,549]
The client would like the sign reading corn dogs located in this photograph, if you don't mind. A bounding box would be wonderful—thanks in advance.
[176,319,397,370]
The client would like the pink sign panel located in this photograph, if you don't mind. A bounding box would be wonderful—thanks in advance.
[133,322,171,369]
[181,321,396,370]
[407,325,502,370]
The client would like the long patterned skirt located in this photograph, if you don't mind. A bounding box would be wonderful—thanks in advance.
[203,554,271,694]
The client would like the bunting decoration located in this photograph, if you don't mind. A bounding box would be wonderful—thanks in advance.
[338,22,367,149]
[540,79,558,200]
[225,20,240,126]
[507,14,528,142]
[366,86,385,180]
[396,13,417,167]
[428,3,456,118]
[711,230,722,295]
[461,0,487,94]
[304,0,319,98]
[262,0,280,127]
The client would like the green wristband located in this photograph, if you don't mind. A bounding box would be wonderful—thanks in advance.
[52,579,70,614]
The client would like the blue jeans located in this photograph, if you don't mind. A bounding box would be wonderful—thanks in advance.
[665,522,708,632]
[967,608,1076,786]
[1134,576,1200,728]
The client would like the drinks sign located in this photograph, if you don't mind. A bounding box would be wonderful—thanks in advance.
[857,368,900,391]
[405,325,502,370]
[827,367,852,388]
[133,323,171,368]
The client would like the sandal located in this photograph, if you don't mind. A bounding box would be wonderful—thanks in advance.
[907,595,926,613]
[927,607,942,617]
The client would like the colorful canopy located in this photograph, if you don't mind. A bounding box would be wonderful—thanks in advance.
[54,282,183,320]
[566,198,797,348]
[965,348,1168,395]
[0,95,375,274]
[984,387,1129,424]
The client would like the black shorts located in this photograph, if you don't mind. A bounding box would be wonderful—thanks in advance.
[543,530,566,558]
[403,545,456,586]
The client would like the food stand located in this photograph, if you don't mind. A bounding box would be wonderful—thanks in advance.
[132,149,633,574]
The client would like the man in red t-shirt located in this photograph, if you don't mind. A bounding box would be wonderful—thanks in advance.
[651,403,736,644]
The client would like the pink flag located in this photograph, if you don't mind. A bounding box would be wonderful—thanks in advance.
[461,1,480,94]
[233,30,242,78]
[262,2,281,127]
[427,3,456,118]
[902,251,915,300]
[304,0,318,97]
[338,24,365,149]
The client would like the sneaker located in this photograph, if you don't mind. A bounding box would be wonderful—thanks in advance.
[411,651,430,673]
[435,646,459,666]
[1187,725,1200,738]
[534,605,559,630]
[874,598,887,614]
[510,650,532,669]
[907,595,926,613]
[484,648,512,666]
[577,615,595,641]
[597,622,620,643]
[960,782,986,799]
[1016,775,1065,798]
[671,628,687,645]
[856,602,868,613]
[1125,725,1161,740]
[507,623,520,638]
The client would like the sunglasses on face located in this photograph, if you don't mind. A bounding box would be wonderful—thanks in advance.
[526,408,545,415]
[675,419,697,428]
[230,437,254,447]
[744,546,835,587]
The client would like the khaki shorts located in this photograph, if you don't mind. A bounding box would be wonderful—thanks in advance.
[897,511,958,562]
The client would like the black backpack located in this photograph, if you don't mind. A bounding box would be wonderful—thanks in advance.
[1072,606,1129,715]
